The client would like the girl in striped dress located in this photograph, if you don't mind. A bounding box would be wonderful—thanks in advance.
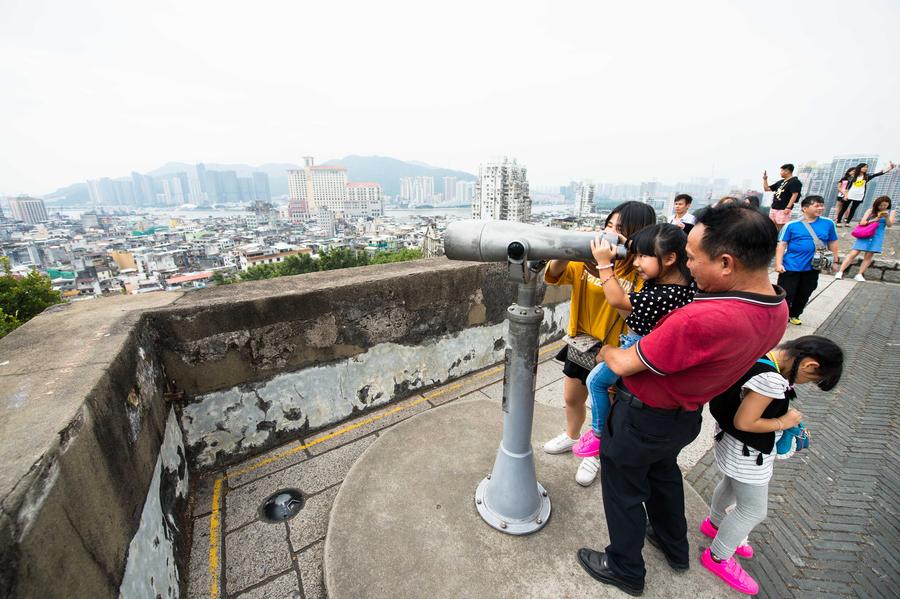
[701,336,844,595]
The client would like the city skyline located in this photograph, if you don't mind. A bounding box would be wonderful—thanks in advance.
[2,1,898,196]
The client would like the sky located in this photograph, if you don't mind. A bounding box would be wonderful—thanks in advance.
[1,0,899,196]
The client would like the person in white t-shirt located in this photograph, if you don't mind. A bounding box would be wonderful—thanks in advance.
[669,193,696,233]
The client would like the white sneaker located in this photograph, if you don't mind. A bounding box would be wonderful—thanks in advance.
[834,271,843,280]
[543,432,578,454]
[576,456,600,486]
[854,274,866,282]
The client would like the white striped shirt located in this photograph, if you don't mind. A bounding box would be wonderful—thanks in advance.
[714,371,789,485]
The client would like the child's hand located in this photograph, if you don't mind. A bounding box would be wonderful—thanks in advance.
[590,234,616,265]
[782,408,803,428]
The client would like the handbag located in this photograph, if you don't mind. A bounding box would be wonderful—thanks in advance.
[799,220,833,272]
[851,221,879,239]
[564,334,602,370]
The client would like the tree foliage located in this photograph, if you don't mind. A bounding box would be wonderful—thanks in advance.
[0,257,63,338]
[220,248,423,285]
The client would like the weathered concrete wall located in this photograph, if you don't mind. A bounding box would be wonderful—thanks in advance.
[118,408,188,599]
[0,294,181,599]
[182,302,569,467]
[160,258,572,467]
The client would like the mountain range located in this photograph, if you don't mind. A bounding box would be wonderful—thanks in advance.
[43,156,476,204]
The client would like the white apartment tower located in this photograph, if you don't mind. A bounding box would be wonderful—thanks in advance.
[575,180,595,219]
[346,183,385,218]
[8,196,49,224]
[473,157,530,222]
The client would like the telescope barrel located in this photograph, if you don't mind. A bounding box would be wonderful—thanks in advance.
[444,220,599,262]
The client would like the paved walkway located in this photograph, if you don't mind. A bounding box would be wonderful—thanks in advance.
[686,282,900,598]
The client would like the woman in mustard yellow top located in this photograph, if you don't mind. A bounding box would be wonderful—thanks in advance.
[542,201,656,485]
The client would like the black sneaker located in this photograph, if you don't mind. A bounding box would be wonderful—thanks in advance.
[576,548,644,596]
[645,525,690,571]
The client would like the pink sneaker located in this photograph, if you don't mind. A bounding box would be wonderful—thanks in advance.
[700,548,759,595]
[572,429,600,458]
[700,518,754,558]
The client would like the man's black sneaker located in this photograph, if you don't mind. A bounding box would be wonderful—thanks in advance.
[645,525,690,571]
[576,548,644,596]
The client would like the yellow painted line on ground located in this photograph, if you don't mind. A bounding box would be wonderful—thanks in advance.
[206,338,565,597]
[208,478,223,599]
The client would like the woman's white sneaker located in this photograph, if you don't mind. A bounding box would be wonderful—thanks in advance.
[854,274,866,282]
[575,456,601,486]
[834,271,843,280]
[543,432,578,454]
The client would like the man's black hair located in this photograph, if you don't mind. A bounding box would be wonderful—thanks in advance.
[744,195,761,209]
[781,163,795,173]
[778,335,843,391]
[695,204,777,269]
[674,193,693,205]
[800,195,825,208]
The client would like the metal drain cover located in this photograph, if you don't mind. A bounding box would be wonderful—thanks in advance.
[260,489,305,523]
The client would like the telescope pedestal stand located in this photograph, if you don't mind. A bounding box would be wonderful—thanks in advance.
[474,273,551,535]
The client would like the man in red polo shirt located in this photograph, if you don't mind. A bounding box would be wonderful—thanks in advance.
[576,205,788,596]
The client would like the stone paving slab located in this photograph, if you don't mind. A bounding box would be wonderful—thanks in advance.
[225,436,376,530]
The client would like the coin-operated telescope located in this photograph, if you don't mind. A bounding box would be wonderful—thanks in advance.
[443,220,625,535]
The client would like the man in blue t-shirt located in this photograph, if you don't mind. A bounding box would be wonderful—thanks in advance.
[774,195,839,325]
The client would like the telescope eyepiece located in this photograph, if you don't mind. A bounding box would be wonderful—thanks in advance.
[507,241,527,262]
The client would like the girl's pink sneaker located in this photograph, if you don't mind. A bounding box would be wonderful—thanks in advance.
[572,429,600,458]
[700,518,754,558]
[700,548,759,595]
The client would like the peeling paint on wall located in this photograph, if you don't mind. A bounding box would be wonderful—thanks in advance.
[126,344,164,445]
[118,408,188,599]
[182,301,570,467]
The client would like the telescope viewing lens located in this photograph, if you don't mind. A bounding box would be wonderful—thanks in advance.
[507,241,526,260]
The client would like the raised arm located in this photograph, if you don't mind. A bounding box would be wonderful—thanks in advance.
[762,170,772,192]
[545,259,569,279]
[590,235,632,316]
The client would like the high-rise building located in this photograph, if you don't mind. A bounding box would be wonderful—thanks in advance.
[8,196,49,224]
[443,177,458,203]
[347,183,384,218]
[473,157,531,222]
[220,171,241,203]
[131,172,155,206]
[575,180,595,219]
[238,177,254,202]
[252,172,271,202]
[287,156,348,220]
[869,167,900,207]
[455,180,475,204]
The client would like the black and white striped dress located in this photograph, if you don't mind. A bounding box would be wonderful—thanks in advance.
[713,371,790,485]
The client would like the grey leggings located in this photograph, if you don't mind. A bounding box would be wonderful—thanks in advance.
[709,474,769,560]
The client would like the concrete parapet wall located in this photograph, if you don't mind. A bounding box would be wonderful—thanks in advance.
[0,294,181,599]
[162,259,570,467]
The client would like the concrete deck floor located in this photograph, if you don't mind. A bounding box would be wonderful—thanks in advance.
[186,273,858,599]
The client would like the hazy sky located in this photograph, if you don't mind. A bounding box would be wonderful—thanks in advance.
[2,0,898,195]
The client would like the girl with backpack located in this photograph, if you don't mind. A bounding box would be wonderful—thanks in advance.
[700,336,844,595]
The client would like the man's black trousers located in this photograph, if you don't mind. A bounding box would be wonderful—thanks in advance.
[777,269,819,318]
[599,393,702,581]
